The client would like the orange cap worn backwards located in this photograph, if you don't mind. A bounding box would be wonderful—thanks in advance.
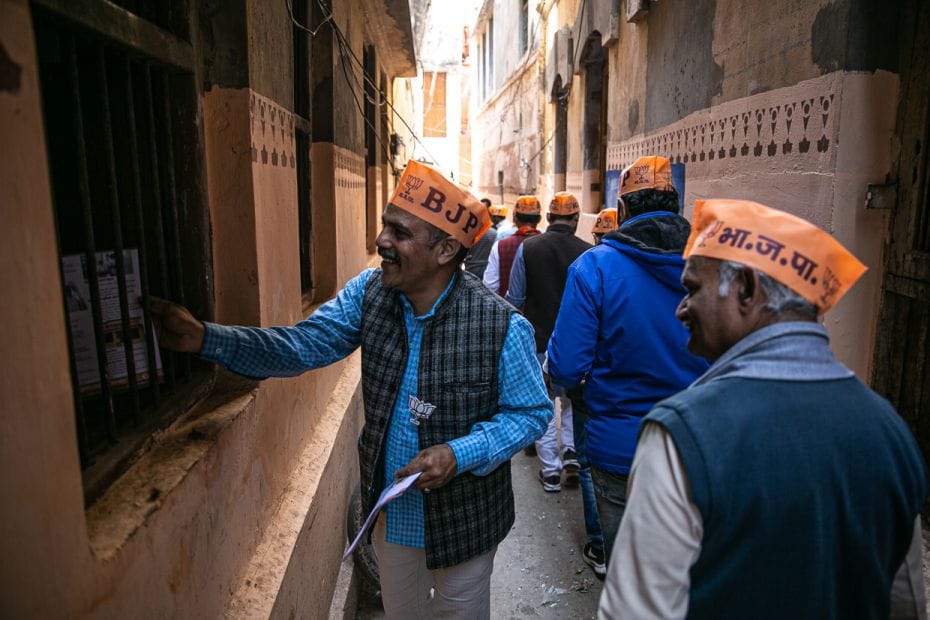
[592,208,619,233]
[389,160,491,248]
[620,156,674,196]
[549,192,581,216]
[684,199,867,314]
[489,205,508,217]
[514,195,542,214]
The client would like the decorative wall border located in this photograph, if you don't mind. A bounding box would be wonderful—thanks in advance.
[607,74,840,174]
[250,92,296,169]
[334,148,366,190]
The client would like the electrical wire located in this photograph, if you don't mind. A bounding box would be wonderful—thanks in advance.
[313,0,442,165]
[282,0,443,168]
[333,31,400,175]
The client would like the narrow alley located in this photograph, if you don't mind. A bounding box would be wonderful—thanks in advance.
[2,0,930,618]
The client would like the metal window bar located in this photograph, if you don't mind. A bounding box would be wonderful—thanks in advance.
[97,45,142,424]
[123,55,161,405]
[34,5,210,493]
[142,63,176,391]
[158,71,192,380]
[66,32,118,443]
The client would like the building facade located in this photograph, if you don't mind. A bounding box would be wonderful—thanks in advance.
[471,0,929,460]
[0,0,416,616]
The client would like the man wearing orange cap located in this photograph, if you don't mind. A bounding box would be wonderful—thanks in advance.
[488,204,509,229]
[548,156,709,565]
[600,200,927,619]
[463,198,498,278]
[591,208,618,244]
[148,160,553,619]
[506,192,592,486]
[483,195,542,296]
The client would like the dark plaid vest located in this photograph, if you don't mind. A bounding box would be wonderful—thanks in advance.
[359,270,515,569]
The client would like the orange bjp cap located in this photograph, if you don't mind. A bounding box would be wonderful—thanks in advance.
[389,160,491,248]
[549,192,581,216]
[684,199,867,314]
[592,208,619,233]
[489,205,509,217]
[514,195,542,214]
[620,156,674,196]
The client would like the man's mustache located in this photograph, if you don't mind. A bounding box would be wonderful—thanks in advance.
[379,248,399,262]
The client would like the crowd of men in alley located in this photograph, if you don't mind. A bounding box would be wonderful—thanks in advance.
[150,155,928,619]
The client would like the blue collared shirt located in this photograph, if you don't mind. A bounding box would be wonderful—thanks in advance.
[200,268,552,548]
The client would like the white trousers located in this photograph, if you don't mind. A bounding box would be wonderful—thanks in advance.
[373,516,496,619]
[536,354,575,477]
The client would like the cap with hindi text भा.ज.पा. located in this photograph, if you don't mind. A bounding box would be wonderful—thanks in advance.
[548,192,581,216]
[592,208,619,233]
[514,195,542,214]
[619,155,674,197]
[389,160,491,248]
[684,199,867,314]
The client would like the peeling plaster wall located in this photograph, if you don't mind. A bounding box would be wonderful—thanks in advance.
[0,0,409,615]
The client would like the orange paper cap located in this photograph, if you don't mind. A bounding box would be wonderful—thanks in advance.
[620,156,674,196]
[592,208,619,233]
[549,192,580,216]
[684,199,867,314]
[515,195,542,214]
[389,160,491,248]
[489,205,508,217]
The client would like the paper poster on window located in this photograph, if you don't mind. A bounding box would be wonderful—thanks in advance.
[62,249,163,395]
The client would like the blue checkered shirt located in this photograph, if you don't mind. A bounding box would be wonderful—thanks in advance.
[200,268,552,548]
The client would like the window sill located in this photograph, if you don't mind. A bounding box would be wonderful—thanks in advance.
[84,370,259,559]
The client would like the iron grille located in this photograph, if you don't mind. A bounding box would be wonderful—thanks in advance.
[33,3,213,503]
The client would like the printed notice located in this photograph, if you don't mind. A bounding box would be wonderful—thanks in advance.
[344,472,423,560]
[62,249,163,395]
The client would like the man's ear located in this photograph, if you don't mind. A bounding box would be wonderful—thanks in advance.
[435,237,464,266]
[735,266,762,314]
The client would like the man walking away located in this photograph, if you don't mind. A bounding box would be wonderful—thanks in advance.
[483,195,541,296]
[464,198,497,278]
[548,156,709,564]
[506,191,592,493]
[591,208,618,245]
[600,199,927,619]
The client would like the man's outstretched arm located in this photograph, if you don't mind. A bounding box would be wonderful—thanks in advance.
[149,269,373,379]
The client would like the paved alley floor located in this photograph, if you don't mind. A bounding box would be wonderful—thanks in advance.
[356,450,603,619]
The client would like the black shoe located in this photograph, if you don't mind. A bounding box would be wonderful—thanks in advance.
[562,449,580,488]
[583,542,606,578]
[538,469,561,492]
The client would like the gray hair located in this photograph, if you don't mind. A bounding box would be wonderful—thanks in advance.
[717,260,817,318]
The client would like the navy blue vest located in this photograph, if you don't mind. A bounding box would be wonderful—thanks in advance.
[648,376,927,619]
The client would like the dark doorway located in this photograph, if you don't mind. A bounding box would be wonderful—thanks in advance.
[581,34,606,213]
[871,1,930,467]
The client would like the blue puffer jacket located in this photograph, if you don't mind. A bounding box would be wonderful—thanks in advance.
[548,211,709,475]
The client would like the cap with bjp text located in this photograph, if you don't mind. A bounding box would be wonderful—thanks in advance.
[389,160,491,248]
[684,199,867,314]
[514,195,542,214]
[619,156,674,197]
[592,208,619,233]
[489,205,508,217]
[549,192,580,216]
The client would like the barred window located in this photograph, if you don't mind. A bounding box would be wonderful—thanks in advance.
[33,1,213,504]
